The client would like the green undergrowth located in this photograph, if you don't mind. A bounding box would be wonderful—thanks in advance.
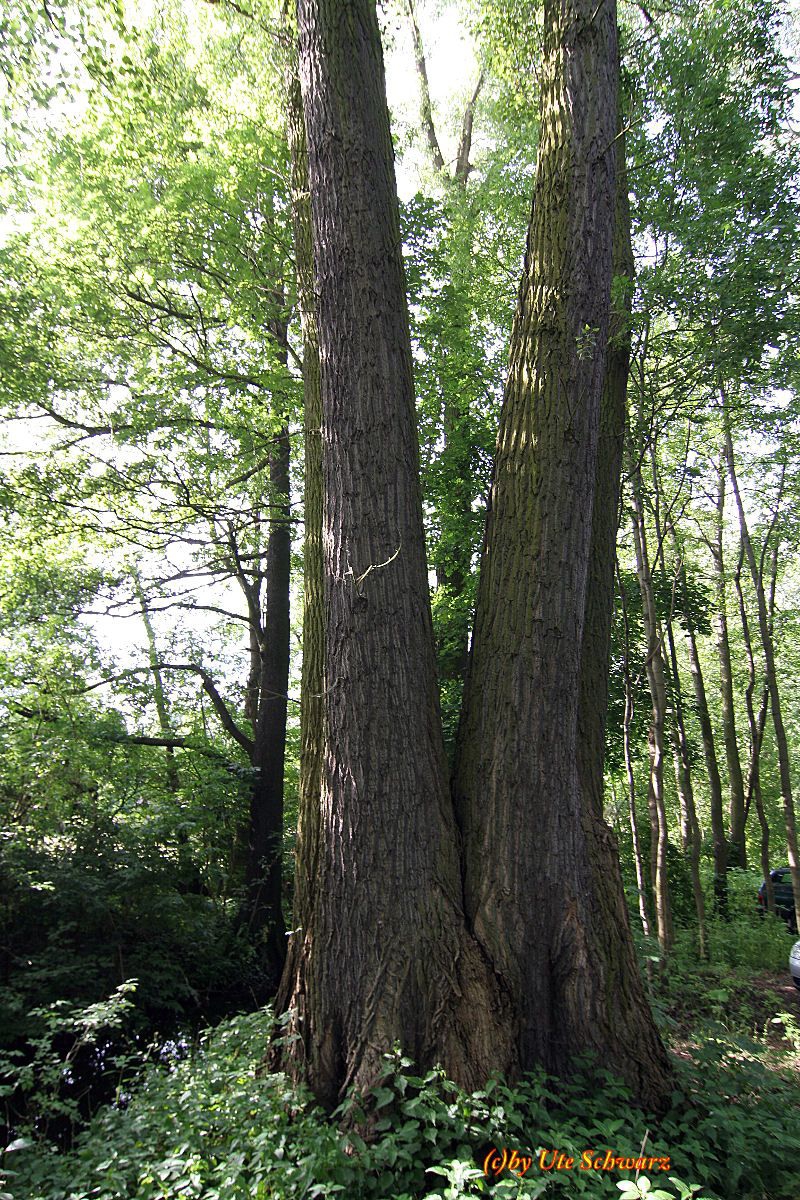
[641,909,798,1043]
[5,1006,800,1200]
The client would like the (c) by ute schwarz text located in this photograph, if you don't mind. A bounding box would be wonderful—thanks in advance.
[482,1146,672,1178]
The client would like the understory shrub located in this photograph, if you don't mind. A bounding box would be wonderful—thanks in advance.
[6,1008,800,1200]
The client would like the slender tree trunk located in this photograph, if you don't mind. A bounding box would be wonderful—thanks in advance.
[681,568,728,914]
[734,543,774,913]
[663,526,706,953]
[628,454,673,955]
[134,575,207,896]
[243,406,291,979]
[724,407,800,932]
[134,574,180,797]
[278,0,514,1106]
[617,563,653,940]
[645,452,692,855]
[405,0,445,173]
[454,3,670,1108]
[712,463,747,867]
[664,629,706,951]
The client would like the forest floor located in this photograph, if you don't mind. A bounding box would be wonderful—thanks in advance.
[666,965,800,1076]
[731,970,800,1067]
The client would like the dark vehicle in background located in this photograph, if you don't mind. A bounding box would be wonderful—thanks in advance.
[758,866,797,932]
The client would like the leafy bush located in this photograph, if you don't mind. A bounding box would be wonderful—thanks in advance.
[0,982,142,1147]
[7,1010,800,1200]
[0,829,267,1050]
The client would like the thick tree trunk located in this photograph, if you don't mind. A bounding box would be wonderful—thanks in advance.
[724,411,800,932]
[712,464,747,867]
[276,62,324,1013]
[278,0,514,1106]
[628,455,673,956]
[575,130,670,1058]
[454,2,670,1110]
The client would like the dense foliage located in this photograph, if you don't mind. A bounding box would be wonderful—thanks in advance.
[6,951,800,1200]
[2,0,800,1192]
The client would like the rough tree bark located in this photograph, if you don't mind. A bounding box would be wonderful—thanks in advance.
[277,0,514,1106]
[575,132,672,1020]
[453,0,671,1109]
[276,57,324,1011]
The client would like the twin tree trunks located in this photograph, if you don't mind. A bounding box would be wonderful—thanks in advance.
[275,0,672,1114]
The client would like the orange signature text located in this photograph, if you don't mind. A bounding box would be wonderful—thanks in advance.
[482,1146,672,1178]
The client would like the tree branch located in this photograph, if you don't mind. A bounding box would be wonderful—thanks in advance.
[405,0,445,174]
[454,70,484,185]
[59,663,255,758]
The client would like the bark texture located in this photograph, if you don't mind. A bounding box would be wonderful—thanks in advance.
[278,0,514,1106]
[453,2,670,1111]
[276,61,324,1014]
[575,134,671,1086]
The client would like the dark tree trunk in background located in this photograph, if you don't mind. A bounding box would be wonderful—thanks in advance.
[682,566,728,915]
[453,2,670,1110]
[228,297,292,984]
[663,525,706,954]
[278,0,514,1106]
[618,564,653,940]
[628,452,673,956]
[135,573,181,798]
[243,412,291,978]
[735,541,774,913]
[712,464,747,868]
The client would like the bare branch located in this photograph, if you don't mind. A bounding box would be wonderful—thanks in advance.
[454,70,485,185]
[405,0,445,174]
[62,663,255,758]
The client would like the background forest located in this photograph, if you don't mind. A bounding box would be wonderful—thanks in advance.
[2,0,800,1197]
